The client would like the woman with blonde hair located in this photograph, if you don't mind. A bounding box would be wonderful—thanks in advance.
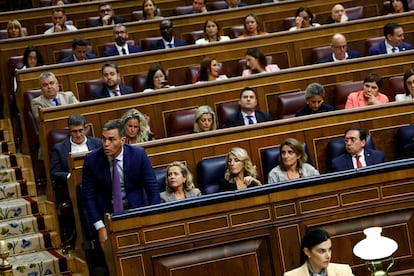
[193,105,217,132]
[7,20,25,38]
[160,161,202,202]
[219,147,262,191]
[120,108,153,144]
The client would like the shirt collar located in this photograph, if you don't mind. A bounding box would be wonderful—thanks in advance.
[70,136,87,146]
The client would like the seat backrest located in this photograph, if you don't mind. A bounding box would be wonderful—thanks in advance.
[283,16,296,31]
[261,142,312,182]
[396,125,414,158]
[216,101,240,128]
[312,46,331,64]
[197,155,227,194]
[24,90,42,151]
[209,1,227,10]
[84,79,104,101]
[183,30,204,44]
[132,73,148,92]
[334,81,364,109]
[275,91,306,119]
[154,167,167,192]
[166,108,197,137]
[140,37,162,51]
[327,135,375,170]
[345,6,364,20]
[187,65,200,84]
[388,75,404,101]
[226,25,244,39]
[40,0,52,6]
[382,1,390,14]
[365,37,385,55]
[175,5,194,15]
[8,56,24,82]
[86,16,100,27]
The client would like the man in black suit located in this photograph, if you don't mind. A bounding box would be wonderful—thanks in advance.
[91,62,134,99]
[60,37,97,63]
[50,114,102,247]
[331,126,386,172]
[225,87,271,127]
[91,2,124,27]
[319,33,360,63]
[148,19,187,50]
[103,24,143,57]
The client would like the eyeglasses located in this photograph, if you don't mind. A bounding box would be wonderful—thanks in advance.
[70,129,85,134]
[114,31,126,35]
[333,45,347,49]
[99,8,112,13]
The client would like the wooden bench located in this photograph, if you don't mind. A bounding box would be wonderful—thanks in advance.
[68,152,414,275]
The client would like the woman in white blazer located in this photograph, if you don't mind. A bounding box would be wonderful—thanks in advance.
[284,227,354,276]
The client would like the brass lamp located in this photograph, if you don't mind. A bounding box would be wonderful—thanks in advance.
[353,227,398,276]
[0,240,12,276]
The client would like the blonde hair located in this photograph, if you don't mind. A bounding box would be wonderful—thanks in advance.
[120,108,151,143]
[7,20,24,38]
[193,105,217,132]
[224,147,257,183]
[165,161,195,192]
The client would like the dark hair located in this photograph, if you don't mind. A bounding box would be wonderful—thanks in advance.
[71,37,88,49]
[197,57,215,82]
[142,0,158,19]
[68,114,86,127]
[239,86,257,98]
[23,46,44,67]
[403,68,414,96]
[52,7,66,14]
[300,227,330,264]
[245,48,267,73]
[364,72,383,89]
[278,138,307,171]
[243,13,261,34]
[345,126,367,141]
[102,120,126,137]
[384,22,401,37]
[146,64,167,89]
[203,19,221,41]
[389,0,410,13]
[101,61,119,74]
[295,7,314,22]
[98,2,112,9]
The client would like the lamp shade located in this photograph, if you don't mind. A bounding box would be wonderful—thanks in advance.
[353,227,398,261]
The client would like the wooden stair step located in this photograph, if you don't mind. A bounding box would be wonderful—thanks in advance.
[2,231,60,256]
[0,213,56,238]
[0,180,36,200]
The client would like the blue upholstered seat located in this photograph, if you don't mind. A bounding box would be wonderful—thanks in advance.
[396,125,414,158]
[197,155,227,194]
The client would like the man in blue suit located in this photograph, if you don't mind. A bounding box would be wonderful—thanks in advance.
[60,37,97,63]
[225,87,272,127]
[368,22,413,56]
[50,114,101,246]
[91,2,124,27]
[81,120,161,251]
[331,126,386,172]
[103,24,142,57]
[320,33,360,63]
[148,19,187,50]
[91,62,134,99]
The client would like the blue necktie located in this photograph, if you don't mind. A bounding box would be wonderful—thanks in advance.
[112,159,123,212]
[121,48,127,55]
[392,47,397,53]
[246,115,254,125]
[168,43,174,48]
[52,98,60,106]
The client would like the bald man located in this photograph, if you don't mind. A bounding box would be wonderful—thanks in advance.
[319,33,361,63]
[327,4,348,24]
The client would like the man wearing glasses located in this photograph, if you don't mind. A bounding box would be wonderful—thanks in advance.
[50,114,101,248]
[103,24,142,56]
[319,33,361,63]
[91,2,124,26]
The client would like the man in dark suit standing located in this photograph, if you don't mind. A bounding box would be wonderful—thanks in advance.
[60,37,97,63]
[91,62,134,99]
[103,24,142,57]
[319,33,360,63]
[368,22,413,56]
[91,2,124,27]
[81,120,161,251]
[331,126,386,172]
[50,114,101,246]
[225,87,271,127]
[148,19,187,50]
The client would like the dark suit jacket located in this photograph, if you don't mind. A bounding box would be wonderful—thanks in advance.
[103,44,143,57]
[60,53,97,63]
[319,50,361,63]
[224,110,271,127]
[331,148,386,172]
[81,144,161,224]
[50,136,102,203]
[91,85,134,99]
[368,41,413,56]
[147,38,187,50]
[91,15,124,27]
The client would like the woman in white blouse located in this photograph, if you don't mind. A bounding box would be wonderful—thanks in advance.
[395,68,414,101]
[195,19,230,45]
